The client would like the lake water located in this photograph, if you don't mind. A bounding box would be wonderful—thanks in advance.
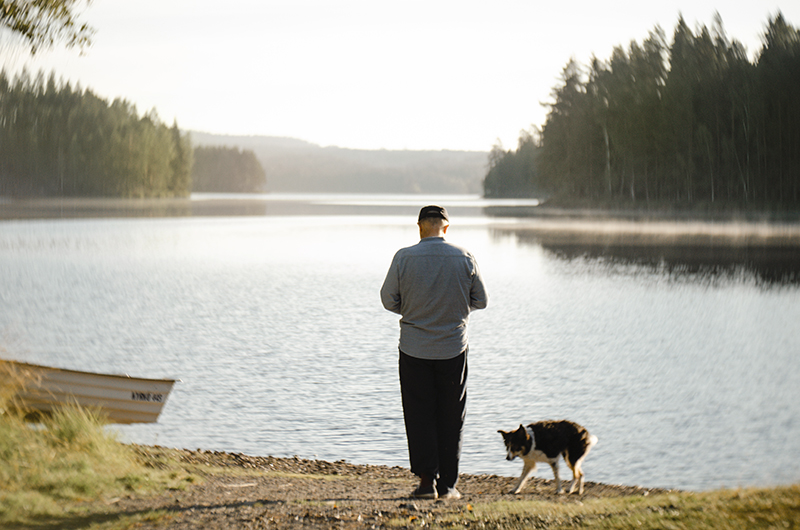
[2,193,799,491]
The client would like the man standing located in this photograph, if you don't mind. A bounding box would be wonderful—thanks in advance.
[380,205,488,500]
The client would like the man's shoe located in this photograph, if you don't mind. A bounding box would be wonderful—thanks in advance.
[411,484,438,499]
[411,475,438,499]
[437,487,461,500]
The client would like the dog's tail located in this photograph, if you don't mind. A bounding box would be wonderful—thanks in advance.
[588,434,598,449]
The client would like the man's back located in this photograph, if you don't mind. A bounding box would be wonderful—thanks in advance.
[380,236,487,360]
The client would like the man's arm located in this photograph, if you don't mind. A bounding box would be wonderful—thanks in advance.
[469,259,488,311]
[380,255,402,314]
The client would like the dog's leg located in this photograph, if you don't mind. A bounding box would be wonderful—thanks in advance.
[567,464,581,494]
[574,434,596,494]
[567,455,587,494]
[549,460,562,494]
[511,461,537,494]
[574,463,586,494]
[563,454,578,494]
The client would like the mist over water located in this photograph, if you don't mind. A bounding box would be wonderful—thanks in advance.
[2,194,799,491]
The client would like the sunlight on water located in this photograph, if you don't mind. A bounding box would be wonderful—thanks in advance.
[1,198,799,491]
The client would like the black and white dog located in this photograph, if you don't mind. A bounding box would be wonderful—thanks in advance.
[498,420,598,495]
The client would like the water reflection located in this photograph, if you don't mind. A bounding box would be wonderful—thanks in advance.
[499,228,800,285]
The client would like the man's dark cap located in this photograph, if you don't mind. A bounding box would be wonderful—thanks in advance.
[418,205,449,222]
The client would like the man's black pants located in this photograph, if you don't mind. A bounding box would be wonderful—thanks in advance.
[399,349,467,491]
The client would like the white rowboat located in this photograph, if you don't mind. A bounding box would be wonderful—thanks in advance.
[1,360,177,424]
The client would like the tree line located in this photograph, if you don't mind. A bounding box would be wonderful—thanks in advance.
[485,13,800,208]
[0,70,192,197]
[191,146,266,193]
[0,70,270,197]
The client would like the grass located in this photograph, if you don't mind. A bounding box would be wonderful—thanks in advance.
[0,360,199,528]
[423,487,800,529]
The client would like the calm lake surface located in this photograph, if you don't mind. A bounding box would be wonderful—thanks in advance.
[2,193,799,491]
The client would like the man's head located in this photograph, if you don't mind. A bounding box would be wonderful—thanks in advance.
[417,205,449,239]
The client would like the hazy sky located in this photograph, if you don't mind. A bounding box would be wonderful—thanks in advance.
[4,0,797,151]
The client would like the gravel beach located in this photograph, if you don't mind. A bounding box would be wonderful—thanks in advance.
[109,446,668,529]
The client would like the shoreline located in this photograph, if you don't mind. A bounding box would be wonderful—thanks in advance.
[3,194,800,229]
[103,445,800,530]
[140,444,668,496]
[115,445,671,529]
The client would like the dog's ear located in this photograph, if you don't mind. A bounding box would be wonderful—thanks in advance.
[524,427,532,440]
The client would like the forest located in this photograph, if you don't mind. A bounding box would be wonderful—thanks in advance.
[484,14,800,209]
[191,145,266,193]
[0,70,192,198]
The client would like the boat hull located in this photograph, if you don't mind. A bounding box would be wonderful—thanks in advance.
[1,360,176,424]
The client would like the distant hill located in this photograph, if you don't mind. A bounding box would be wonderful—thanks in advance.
[188,132,488,194]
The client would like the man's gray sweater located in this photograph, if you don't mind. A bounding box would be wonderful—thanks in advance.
[380,236,488,360]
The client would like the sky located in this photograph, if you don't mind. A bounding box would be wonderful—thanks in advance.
[2,0,797,152]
